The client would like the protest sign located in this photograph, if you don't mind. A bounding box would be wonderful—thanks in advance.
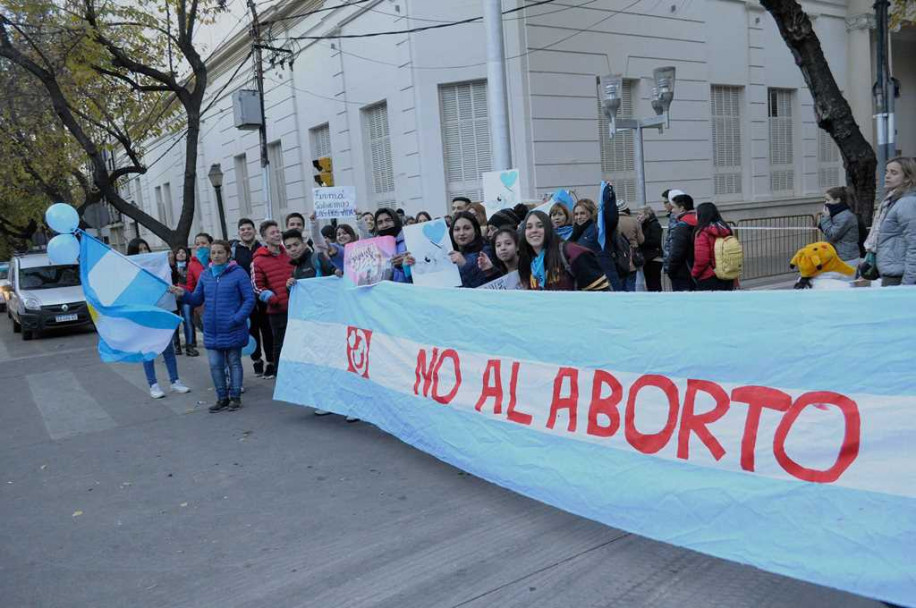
[482,169,520,209]
[343,236,396,286]
[276,280,916,607]
[313,187,357,220]
[402,219,461,288]
[479,270,521,290]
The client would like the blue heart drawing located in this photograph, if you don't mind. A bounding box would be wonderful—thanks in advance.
[422,220,447,245]
[499,170,518,190]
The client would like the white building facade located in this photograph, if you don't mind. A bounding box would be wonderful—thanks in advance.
[121,0,915,247]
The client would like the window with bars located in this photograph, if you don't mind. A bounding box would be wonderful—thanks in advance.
[440,80,491,201]
[310,123,332,159]
[768,88,795,194]
[711,85,743,199]
[267,141,288,213]
[598,80,637,205]
[362,102,395,208]
[817,129,843,189]
[234,153,252,216]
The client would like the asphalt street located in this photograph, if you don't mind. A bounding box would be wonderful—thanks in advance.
[0,317,885,608]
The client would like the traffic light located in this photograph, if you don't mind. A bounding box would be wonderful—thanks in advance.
[312,156,334,187]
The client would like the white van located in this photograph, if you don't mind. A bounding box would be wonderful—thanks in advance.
[7,253,91,340]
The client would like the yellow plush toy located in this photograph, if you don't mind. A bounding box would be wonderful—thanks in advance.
[789,242,855,278]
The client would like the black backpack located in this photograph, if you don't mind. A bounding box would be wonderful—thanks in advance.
[611,230,632,276]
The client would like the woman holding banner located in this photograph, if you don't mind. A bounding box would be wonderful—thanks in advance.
[170,240,255,412]
[518,211,610,292]
[448,212,498,288]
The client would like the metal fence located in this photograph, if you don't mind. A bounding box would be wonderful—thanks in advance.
[657,214,820,289]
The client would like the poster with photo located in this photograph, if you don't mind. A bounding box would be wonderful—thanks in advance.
[344,236,396,287]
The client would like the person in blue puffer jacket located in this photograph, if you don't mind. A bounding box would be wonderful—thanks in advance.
[171,239,255,413]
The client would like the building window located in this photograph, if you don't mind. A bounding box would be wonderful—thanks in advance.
[234,153,252,217]
[818,129,843,189]
[310,123,332,159]
[440,80,491,201]
[711,85,743,199]
[768,88,795,194]
[267,141,288,213]
[598,80,637,205]
[363,102,395,208]
[162,183,174,228]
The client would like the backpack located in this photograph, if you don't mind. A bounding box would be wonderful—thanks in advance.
[713,234,743,280]
[611,231,632,276]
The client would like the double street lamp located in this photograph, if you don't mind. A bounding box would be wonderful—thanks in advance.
[601,66,677,207]
[208,163,228,240]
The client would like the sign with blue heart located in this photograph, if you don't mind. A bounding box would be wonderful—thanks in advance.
[403,218,461,288]
[483,169,521,213]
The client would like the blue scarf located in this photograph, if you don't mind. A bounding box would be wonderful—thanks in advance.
[530,250,546,290]
[195,247,210,266]
[210,263,228,277]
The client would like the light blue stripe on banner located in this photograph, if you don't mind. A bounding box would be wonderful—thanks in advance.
[289,279,916,397]
[99,304,181,330]
[111,270,168,308]
[275,360,916,607]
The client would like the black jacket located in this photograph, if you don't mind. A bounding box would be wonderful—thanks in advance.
[291,252,335,282]
[640,215,664,261]
[664,211,697,280]
[231,239,260,276]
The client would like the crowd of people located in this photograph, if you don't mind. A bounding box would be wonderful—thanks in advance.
[129,156,915,412]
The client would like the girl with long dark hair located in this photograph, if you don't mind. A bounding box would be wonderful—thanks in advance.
[517,211,609,291]
[691,202,735,291]
[448,211,498,287]
[478,227,520,276]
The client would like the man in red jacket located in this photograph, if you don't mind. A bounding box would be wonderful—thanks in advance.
[251,220,292,379]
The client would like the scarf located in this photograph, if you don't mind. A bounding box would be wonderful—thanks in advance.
[826,202,849,218]
[570,219,594,243]
[176,261,187,269]
[210,263,228,277]
[556,225,574,241]
[864,195,896,253]
[195,247,210,267]
[530,250,547,290]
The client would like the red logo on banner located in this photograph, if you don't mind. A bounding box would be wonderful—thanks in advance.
[346,327,373,378]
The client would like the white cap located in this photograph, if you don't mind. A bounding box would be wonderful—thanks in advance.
[667,189,686,200]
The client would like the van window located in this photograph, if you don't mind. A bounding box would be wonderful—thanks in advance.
[0,264,8,280]
[19,265,81,289]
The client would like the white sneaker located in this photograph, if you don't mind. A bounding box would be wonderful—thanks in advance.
[170,380,191,394]
[345,416,359,423]
[314,409,332,416]
[149,383,165,399]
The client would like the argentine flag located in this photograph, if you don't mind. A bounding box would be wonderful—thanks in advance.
[79,232,181,363]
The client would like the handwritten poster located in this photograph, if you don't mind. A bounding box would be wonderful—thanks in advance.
[343,236,396,286]
[314,187,357,220]
[403,219,461,288]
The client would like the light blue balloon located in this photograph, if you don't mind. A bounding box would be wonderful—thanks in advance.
[45,203,80,234]
[47,234,80,265]
[241,335,256,356]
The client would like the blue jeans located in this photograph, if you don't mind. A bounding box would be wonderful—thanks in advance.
[181,303,197,345]
[208,348,243,399]
[623,272,637,292]
[144,341,179,386]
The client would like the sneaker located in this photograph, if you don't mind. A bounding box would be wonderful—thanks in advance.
[263,363,276,379]
[314,409,332,416]
[149,383,165,399]
[240,386,246,394]
[253,359,264,377]
[228,397,242,411]
[170,380,191,394]
[175,345,183,355]
[185,345,199,357]
[209,398,230,413]
[346,416,359,423]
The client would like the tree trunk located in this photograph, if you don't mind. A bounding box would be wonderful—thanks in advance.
[760,0,878,224]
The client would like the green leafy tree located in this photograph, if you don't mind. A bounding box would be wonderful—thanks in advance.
[0,0,226,248]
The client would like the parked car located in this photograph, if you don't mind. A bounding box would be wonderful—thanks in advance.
[0,262,9,312]
[7,253,91,340]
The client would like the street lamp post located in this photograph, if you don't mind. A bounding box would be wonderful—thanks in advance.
[602,67,677,208]
[208,163,228,240]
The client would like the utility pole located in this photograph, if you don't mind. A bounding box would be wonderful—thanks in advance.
[248,0,273,220]
[483,0,511,171]
[873,0,895,190]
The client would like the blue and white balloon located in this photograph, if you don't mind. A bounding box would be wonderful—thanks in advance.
[45,203,80,234]
[47,233,80,265]
[241,335,256,356]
